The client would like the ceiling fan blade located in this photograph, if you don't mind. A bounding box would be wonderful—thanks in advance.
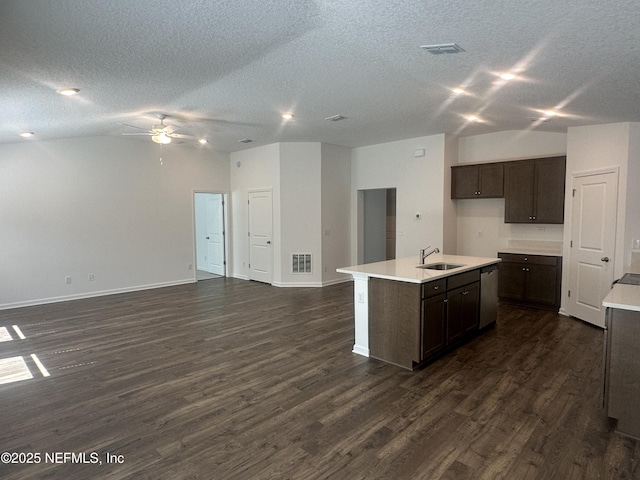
[170,133,196,139]
[120,123,152,132]
[122,132,154,136]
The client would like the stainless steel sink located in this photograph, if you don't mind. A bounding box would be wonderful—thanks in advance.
[417,262,465,270]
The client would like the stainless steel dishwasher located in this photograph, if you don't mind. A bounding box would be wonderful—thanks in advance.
[479,264,499,329]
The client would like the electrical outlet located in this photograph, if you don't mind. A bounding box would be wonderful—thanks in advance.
[88,273,95,281]
[357,292,365,303]
[323,266,328,273]
[633,239,640,249]
[65,276,72,285]
[477,231,483,238]
[188,263,193,270]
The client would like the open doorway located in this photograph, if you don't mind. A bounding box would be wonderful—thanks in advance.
[194,192,227,280]
[358,188,397,264]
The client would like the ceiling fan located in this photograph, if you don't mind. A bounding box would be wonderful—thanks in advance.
[121,114,197,144]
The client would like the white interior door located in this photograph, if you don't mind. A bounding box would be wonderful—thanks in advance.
[568,170,618,328]
[206,194,225,275]
[248,190,273,284]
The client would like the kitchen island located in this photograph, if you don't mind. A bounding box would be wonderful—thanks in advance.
[338,254,501,370]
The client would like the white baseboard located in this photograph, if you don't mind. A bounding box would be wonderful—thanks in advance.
[0,279,195,311]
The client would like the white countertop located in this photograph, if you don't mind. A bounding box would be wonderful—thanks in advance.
[337,254,501,284]
[603,284,640,312]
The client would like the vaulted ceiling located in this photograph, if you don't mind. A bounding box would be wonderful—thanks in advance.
[2,0,639,152]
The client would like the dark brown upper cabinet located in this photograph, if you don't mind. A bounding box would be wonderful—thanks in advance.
[504,156,566,224]
[451,163,504,199]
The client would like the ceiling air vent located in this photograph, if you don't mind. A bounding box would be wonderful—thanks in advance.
[420,43,465,54]
[238,138,253,143]
[325,114,346,122]
[292,253,312,274]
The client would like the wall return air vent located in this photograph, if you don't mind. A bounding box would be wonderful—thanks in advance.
[292,253,312,274]
[420,43,465,54]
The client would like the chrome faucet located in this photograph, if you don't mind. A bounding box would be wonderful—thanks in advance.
[419,246,440,264]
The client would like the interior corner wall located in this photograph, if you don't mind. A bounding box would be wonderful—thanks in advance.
[0,136,230,309]
[320,143,351,285]
[229,143,280,281]
[563,123,634,289]
[455,130,567,258]
[350,135,446,264]
[442,134,458,254]
[626,123,640,271]
[277,143,323,286]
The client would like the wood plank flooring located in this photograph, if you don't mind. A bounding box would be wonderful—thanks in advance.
[0,278,638,479]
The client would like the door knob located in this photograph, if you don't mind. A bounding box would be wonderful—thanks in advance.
[267,241,271,244]
[601,256,609,262]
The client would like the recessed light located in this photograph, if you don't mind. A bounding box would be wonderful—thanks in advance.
[528,116,552,123]
[58,88,80,96]
[542,110,557,117]
[198,138,208,145]
[19,131,34,138]
[281,113,294,120]
[452,87,466,95]
[499,72,516,81]
[465,115,480,122]
[420,43,465,54]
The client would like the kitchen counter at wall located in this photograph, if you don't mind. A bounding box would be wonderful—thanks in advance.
[602,282,640,439]
[603,284,640,312]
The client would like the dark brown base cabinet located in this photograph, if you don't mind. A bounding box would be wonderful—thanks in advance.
[497,253,562,309]
[369,270,481,370]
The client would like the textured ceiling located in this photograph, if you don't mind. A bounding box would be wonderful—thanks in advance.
[1,0,640,152]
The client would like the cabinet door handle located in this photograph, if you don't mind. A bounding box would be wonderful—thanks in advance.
[433,286,439,290]
[522,267,527,271]
[462,291,468,295]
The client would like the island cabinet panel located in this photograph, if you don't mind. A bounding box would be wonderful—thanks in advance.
[451,163,504,199]
[504,156,566,224]
[497,253,562,309]
[421,293,447,359]
[368,278,421,369]
[446,283,480,345]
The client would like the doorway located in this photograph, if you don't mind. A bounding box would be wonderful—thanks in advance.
[248,189,273,284]
[567,168,618,328]
[359,188,397,264]
[194,192,227,280]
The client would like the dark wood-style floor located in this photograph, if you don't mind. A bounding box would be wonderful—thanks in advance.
[1,278,638,479]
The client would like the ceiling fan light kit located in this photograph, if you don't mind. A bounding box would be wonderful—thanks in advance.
[122,114,198,145]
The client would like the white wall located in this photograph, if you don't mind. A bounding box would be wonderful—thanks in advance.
[229,143,280,280]
[194,193,208,270]
[625,123,640,272]
[320,143,351,285]
[443,134,458,254]
[350,135,446,264]
[455,130,567,257]
[278,143,322,286]
[0,136,230,309]
[458,130,568,164]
